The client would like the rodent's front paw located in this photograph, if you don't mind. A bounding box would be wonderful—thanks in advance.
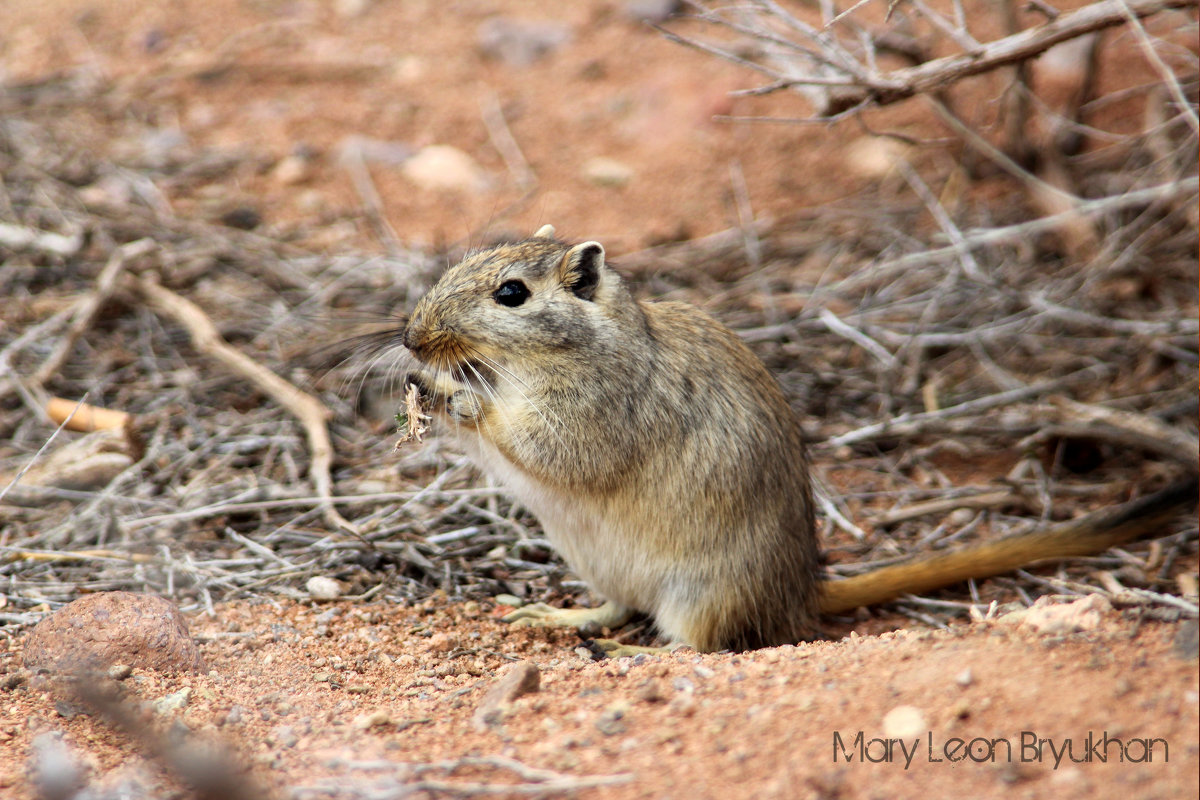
[446,389,483,423]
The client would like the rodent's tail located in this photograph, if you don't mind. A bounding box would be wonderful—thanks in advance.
[819,477,1198,615]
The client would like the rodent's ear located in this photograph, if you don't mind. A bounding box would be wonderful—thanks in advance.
[533,224,556,240]
[559,241,604,301]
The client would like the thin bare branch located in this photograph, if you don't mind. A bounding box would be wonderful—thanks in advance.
[132,276,357,534]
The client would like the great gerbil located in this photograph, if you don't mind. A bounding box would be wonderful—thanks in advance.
[374,225,1195,653]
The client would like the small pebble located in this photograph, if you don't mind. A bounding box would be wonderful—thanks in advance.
[107,664,133,681]
[352,710,391,730]
[334,0,371,17]
[882,705,926,738]
[473,660,540,730]
[583,157,634,187]
[402,145,488,193]
[153,687,192,716]
[635,679,663,703]
[948,508,975,526]
[272,154,312,186]
[306,576,342,601]
[271,725,298,747]
[595,703,628,736]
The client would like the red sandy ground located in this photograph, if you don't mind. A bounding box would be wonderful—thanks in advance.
[1,597,1197,799]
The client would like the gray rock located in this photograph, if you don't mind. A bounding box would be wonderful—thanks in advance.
[1173,619,1198,661]
[624,0,682,23]
[477,18,571,67]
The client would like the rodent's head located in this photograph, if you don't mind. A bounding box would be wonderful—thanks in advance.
[403,225,625,376]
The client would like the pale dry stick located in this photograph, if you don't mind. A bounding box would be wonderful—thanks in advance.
[728,160,763,271]
[124,486,505,530]
[1018,569,1200,614]
[0,220,83,257]
[926,97,1082,210]
[1053,397,1200,467]
[1131,586,1200,615]
[814,482,867,540]
[339,140,403,256]
[1115,0,1200,136]
[479,88,536,192]
[0,392,87,504]
[1026,292,1199,336]
[179,17,310,76]
[0,547,156,564]
[824,0,873,28]
[1019,398,1200,467]
[896,160,986,282]
[863,177,1199,277]
[33,238,156,386]
[825,366,1110,448]
[998,0,1038,165]
[816,307,898,368]
[951,0,971,30]
[728,158,775,325]
[681,2,854,80]
[907,0,983,52]
[901,593,987,610]
[132,276,357,534]
[693,0,1198,113]
[893,604,951,629]
[873,489,1029,526]
[817,0,834,26]
[0,304,75,410]
[222,528,299,568]
[751,0,875,81]
[654,18,861,90]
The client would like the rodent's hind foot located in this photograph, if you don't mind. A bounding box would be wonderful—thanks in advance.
[586,638,678,659]
[502,599,633,632]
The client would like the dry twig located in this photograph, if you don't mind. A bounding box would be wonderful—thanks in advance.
[32,238,156,387]
[0,221,83,257]
[131,275,357,534]
[677,0,1199,115]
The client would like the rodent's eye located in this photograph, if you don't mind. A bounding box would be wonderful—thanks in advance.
[493,280,530,308]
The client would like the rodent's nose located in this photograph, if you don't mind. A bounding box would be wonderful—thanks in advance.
[401,322,422,357]
[401,307,433,360]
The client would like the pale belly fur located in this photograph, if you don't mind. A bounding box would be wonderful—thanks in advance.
[456,433,666,615]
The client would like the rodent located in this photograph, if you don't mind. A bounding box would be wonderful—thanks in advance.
[389,225,1197,652]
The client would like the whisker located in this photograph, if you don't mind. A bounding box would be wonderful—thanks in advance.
[476,354,569,444]
[461,361,514,458]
